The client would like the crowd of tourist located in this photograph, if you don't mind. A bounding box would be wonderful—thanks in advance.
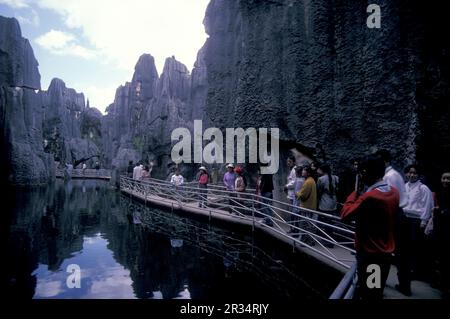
[127,150,449,300]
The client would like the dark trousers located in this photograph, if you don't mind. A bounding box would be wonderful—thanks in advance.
[436,211,450,296]
[395,211,426,290]
[356,252,392,300]
[228,192,237,213]
[261,192,274,225]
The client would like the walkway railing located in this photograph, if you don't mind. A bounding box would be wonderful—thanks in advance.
[329,262,357,299]
[56,168,111,180]
[120,176,356,272]
[122,196,322,297]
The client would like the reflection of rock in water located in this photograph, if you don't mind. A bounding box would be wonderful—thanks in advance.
[170,239,183,248]
[5,180,336,299]
[4,180,115,296]
[119,195,325,300]
[132,210,142,225]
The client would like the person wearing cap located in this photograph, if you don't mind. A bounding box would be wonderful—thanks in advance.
[234,166,247,193]
[223,164,237,191]
[198,166,209,208]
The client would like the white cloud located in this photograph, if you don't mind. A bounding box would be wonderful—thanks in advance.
[70,44,96,59]
[35,29,74,49]
[87,266,133,299]
[83,85,116,113]
[36,0,210,74]
[35,29,96,59]
[16,8,40,26]
[35,279,62,298]
[0,0,29,9]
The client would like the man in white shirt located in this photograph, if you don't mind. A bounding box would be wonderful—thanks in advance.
[284,155,297,204]
[403,164,434,281]
[377,155,407,208]
[133,162,143,180]
[170,169,184,187]
[404,165,433,227]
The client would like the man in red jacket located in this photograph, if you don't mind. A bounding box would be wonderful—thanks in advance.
[341,154,399,299]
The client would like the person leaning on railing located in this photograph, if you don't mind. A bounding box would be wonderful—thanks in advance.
[141,165,150,181]
[295,165,318,243]
[170,169,184,187]
[290,165,305,232]
[234,166,247,194]
[234,166,248,214]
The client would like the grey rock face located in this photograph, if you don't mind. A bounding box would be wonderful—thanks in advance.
[203,0,450,185]
[42,79,80,162]
[103,53,206,178]
[0,16,53,186]
[190,46,208,122]
[0,16,105,185]
[41,78,103,167]
[0,17,40,90]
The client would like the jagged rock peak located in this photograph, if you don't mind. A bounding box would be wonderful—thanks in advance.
[162,56,189,75]
[46,77,86,111]
[48,77,67,90]
[132,53,159,82]
[0,16,21,39]
[0,16,41,89]
[157,56,191,99]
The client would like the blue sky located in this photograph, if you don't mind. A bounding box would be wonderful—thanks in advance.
[0,0,209,113]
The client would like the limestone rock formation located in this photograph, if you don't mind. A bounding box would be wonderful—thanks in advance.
[102,54,160,171]
[203,0,450,186]
[41,78,102,168]
[103,53,206,179]
[190,46,208,123]
[0,16,53,185]
[0,17,40,90]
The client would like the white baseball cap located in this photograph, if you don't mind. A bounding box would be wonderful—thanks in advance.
[226,163,234,168]
[199,166,207,171]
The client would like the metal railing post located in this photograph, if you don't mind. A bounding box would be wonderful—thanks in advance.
[252,199,255,232]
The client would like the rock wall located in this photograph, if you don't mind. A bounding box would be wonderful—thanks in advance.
[103,52,207,179]
[1,16,104,185]
[203,0,450,187]
[0,16,53,186]
[41,78,102,167]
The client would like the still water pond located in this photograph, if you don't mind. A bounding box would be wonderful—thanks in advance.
[4,180,339,299]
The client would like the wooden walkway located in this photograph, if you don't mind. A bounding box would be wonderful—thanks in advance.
[55,168,111,180]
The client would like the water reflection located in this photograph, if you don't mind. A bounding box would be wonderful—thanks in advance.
[4,180,337,299]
